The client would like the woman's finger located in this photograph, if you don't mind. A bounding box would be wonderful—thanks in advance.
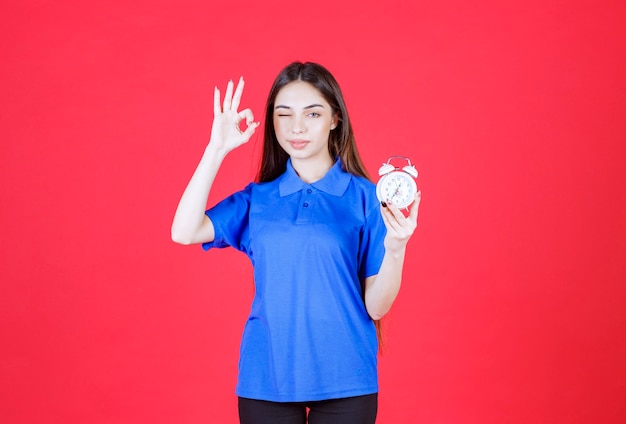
[408,191,421,225]
[231,77,245,111]
[386,200,408,223]
[380,203,403,233]
[223,80,234,111]
[213,86,221,116]
[240,121,260,140]
[238,108,255,126]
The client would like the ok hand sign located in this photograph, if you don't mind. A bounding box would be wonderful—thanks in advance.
[209,77,259,154]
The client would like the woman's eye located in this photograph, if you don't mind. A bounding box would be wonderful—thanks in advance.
[308,112,321,118]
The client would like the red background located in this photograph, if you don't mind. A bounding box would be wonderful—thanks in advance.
[1,1,625,423]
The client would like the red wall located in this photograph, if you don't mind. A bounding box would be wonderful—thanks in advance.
[1,1,625,423]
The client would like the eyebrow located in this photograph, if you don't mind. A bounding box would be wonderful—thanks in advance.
[274,104,326,110]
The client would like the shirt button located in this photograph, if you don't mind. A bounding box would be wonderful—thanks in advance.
[307,189,312,194]
[303,203,309,207]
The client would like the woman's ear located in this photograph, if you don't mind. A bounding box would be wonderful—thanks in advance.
[330,114,339,130]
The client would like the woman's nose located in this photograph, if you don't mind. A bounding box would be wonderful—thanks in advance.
[292,115,305,133]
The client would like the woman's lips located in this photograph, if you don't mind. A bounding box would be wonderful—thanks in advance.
[289,139,309,149]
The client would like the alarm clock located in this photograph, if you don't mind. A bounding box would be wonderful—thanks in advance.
[376,156,419,209]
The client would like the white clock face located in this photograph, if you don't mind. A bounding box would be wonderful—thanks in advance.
[376,171,418,209]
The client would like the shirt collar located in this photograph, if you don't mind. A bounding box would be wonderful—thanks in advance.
[279,158,352,197]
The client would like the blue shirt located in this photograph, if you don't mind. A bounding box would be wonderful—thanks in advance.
[203,159,387,402]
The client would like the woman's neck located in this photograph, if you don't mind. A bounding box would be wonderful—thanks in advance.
[291,156,334,184]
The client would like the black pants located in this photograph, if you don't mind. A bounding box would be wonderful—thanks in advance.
[238,393,378,424]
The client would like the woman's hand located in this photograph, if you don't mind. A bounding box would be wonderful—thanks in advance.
[364,192,421,319]
[380,191,421,253]
[208,77,259,155]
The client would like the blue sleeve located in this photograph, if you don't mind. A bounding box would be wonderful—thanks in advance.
[201,184,252,255]
[358,202,387,280]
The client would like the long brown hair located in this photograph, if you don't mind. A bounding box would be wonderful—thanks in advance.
[256,62,384,349]
[256,62,370,183]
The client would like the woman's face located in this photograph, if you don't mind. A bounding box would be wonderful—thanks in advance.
[273,81,338,167]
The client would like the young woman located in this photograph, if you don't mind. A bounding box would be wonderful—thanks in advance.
[172,62,420,424]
